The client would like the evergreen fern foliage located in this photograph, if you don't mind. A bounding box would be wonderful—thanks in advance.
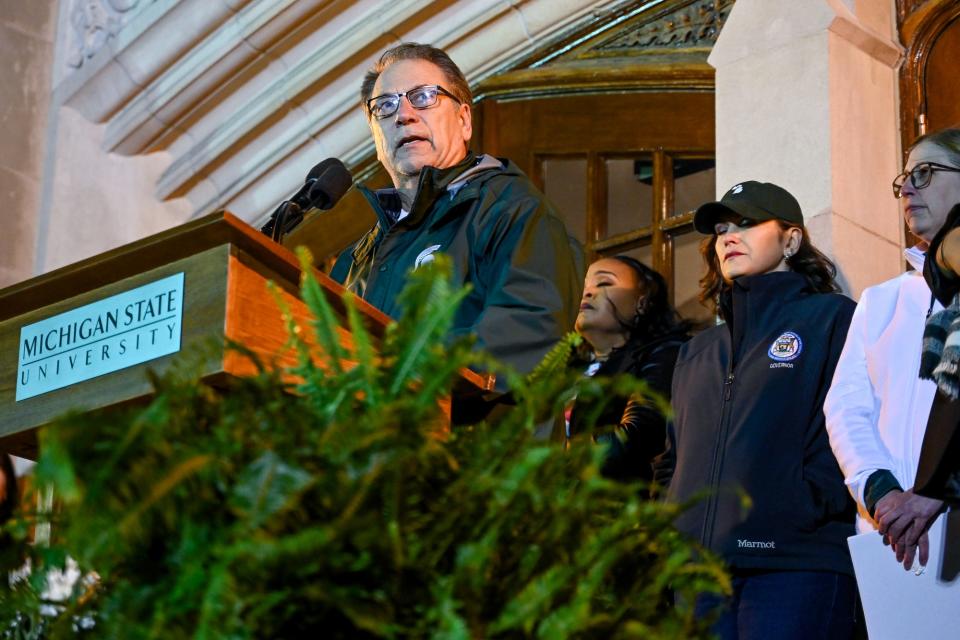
[1,252,725,639]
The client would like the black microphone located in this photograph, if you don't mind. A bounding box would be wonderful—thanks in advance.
[261,158,352,241]
[307,158,353,211]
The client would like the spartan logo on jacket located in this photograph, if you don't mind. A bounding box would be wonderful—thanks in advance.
[768,331,802,368]
[414,244,442,269]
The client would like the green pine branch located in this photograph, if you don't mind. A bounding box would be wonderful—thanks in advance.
[0,254,727,639]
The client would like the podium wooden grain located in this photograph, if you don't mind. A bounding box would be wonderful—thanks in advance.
[0,212,491,459]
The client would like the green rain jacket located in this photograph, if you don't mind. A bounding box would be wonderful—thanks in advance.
[330,153,583,390]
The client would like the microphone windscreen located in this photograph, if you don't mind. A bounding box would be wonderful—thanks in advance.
[305,158,340,182]
[308,159,353,210]
[287,158,343,210]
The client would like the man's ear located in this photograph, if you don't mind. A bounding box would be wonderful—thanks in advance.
[459,103,473,146]
[369,118,388,165]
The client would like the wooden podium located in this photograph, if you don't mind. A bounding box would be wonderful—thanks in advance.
[0,212,492,459]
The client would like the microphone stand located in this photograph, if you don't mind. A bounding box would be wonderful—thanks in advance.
[265,200,304,243]
[261,158,351,243]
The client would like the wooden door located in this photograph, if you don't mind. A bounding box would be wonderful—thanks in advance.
[899,1,960,143]
[476,91,716,326]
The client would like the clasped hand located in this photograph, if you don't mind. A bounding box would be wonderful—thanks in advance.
[874,489,944,570]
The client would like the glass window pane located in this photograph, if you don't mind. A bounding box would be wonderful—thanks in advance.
[542,157,587,245]
[673,159,716,216]
[673,229,714,329]
[607,158,653,238]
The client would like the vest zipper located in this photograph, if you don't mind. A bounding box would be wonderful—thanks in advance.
[700,369,736,548]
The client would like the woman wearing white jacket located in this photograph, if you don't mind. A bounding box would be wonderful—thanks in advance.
[825,127,960,570]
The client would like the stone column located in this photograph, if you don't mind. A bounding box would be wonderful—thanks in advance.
[0,2,59,288]
[709,0,904,298]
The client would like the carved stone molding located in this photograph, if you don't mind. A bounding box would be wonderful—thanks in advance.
[66,0,152,69]
[45,0,643,262]
[476,62,714,101]
[594,0,734,53]
[478,0,724,104]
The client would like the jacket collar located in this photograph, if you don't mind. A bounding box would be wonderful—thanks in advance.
[597,328,689,374]
[719,270,810,324]
[358,153,505,230]
[905,244,926,272]
[405,152,479,226]
[447,153,503,194]
[731,270,808,295]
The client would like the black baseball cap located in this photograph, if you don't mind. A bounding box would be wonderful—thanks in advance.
[694,181,804,234]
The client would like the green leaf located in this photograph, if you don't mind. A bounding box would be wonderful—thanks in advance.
[343,291,381,407]
[295,246,347,375]
[230,451,313,528]
[6,247,727,639]
[388,256,470,396]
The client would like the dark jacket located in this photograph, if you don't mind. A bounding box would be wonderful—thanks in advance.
[916,203,960,504]
[655,271,856,575]
[331,153,583,391]
[568,330,688,482]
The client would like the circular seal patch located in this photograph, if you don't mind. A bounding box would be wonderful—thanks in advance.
[768,331,803,362]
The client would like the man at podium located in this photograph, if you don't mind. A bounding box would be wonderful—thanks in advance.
[331,43,582,398]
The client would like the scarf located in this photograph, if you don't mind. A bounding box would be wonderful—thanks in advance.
[920,290,960,399]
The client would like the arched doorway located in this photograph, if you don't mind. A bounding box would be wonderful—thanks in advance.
[899,0,960,145]
[295,0,731,327]
[473,0,730,326]
[898,0,960,248]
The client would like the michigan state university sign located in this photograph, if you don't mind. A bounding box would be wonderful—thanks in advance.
[16,273,185,401]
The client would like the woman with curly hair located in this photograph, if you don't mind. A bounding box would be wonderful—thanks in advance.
[568,255,689,483]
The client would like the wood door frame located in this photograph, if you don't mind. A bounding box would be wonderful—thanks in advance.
[898,0,960,149]
[896,0,960,250]
[475,82,714,307]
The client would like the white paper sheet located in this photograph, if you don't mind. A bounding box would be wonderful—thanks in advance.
[848,510,960,640]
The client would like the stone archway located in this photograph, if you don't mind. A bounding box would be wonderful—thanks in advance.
[33,0,640,275]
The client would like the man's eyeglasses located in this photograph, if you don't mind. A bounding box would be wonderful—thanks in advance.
[366,85,461,119]
[892,162,960,198]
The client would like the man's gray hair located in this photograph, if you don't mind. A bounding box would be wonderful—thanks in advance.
[360,43,472,115]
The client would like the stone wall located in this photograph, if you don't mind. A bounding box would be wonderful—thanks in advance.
[0,1,58,288]
[22,0,631,276]
[710,0,904,299]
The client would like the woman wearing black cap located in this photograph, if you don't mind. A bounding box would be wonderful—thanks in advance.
[654,182,857,639]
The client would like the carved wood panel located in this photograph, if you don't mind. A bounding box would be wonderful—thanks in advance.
[898,0,960,148]
[480,91,715,322]
[896,0,960,248]
[923,16,960,130]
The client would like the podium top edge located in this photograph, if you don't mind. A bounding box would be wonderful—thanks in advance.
[0,211,299,321]
[0,211,491,393]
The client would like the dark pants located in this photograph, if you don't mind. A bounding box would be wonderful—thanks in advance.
[693,570,857,640]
